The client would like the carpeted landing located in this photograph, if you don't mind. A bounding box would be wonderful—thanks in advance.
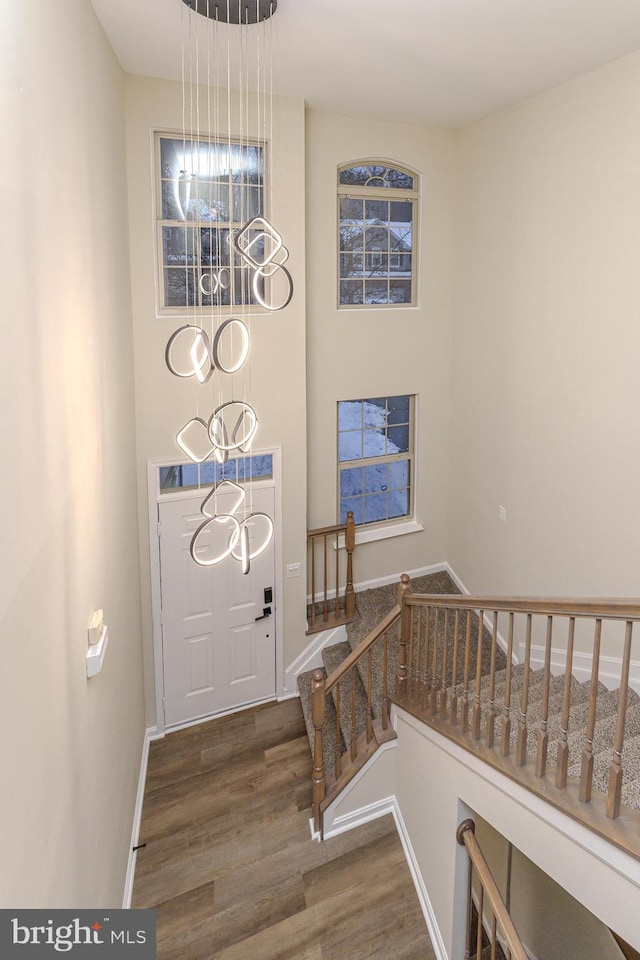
[298,572,640,812]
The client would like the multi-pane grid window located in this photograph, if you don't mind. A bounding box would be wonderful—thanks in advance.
[338,395,414,526]
[157,134,264,312]
[338,163,417,307]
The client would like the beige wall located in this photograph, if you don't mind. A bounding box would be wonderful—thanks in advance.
[449,51,640,619]
[0,0,144,906]
[125,78,307,720]
[305,111,456,585]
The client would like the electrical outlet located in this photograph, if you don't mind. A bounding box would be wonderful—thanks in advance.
[286,562,301,578]
[499,505,507,523]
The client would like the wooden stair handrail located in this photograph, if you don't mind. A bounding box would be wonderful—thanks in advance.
[324,605,401,694]
[404,594,640,620]
[457,819,528,960]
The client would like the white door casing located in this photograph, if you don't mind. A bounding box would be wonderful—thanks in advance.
[153,473,278,729]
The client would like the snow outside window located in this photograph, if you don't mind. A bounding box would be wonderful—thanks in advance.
[338,162,418,308]
[338,395,414,527]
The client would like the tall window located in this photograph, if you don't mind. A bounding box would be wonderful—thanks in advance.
[156,133,264,313]
[338,395,414,526]
[338,162,417,308]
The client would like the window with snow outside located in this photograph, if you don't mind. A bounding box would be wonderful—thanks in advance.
[338,162,417,307]
[338,395,414,527]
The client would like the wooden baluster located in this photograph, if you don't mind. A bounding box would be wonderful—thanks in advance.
[476,887,484,959]
[486,611,498,749]
[408,606,416,700]
[440,608,450,716]
[607,620,633,819]
[422,606,432,710]
[310,538,317,628]
[382,629,390,730]
[501,613,514,756]
[334,681,341,779]
[344,511,356,619]
[413,606,422,701]
[322,535,328,623]
[350,670,357,762]
[431,608,440,716]
[516,614,532,766]
[490,914,497,960]
[556,617,575,789]
[396,574,411,700]
[366,649,373,743]
[580,619,602,803]
[451,609,461,725]
[462,610,472,733]
[473,610,485,740]
[334,530,340,618]
[535,616,553,778]
[311,669,326,834]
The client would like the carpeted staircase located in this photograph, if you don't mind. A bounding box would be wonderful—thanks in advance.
[297,572,640,812]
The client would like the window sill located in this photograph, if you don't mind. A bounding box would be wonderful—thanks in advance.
[336,519,424,549]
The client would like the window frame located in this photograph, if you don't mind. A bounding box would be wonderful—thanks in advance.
[153,130,269,318]
[337,160,419,310]
[337,394,416,532]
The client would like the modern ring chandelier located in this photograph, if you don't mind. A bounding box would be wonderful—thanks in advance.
[165,0,291,573]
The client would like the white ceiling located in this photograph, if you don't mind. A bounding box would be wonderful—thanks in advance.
[91,0,640,128]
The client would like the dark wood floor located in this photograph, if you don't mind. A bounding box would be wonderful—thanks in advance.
[133,697,435,959]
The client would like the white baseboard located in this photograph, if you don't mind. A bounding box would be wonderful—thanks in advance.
[283,624,347,694]
[353,561,449,594]
[526,644,640,695]
[445,564,518,665]
[122,725,155,908]
[323,795,397,840]
[392,801,449,960]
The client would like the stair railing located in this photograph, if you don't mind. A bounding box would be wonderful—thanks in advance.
[457,819,528,960]
[311,582,410,835]
[306,511,356,635]
[395,579,640,856]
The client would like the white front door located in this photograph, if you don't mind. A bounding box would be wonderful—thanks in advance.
[158,484,276,726]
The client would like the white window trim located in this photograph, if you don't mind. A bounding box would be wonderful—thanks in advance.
[335,518,424,550]
[337,158,419,310]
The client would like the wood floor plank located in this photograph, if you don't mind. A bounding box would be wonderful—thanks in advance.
[133,699,434,960]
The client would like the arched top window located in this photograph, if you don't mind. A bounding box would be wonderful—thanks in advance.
[337,159,418,308]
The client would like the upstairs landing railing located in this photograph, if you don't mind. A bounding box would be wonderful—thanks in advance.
[457,819,528,960]
[394,578,640,857]
[306,511,356,635]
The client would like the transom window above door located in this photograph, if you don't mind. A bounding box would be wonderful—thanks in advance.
[338,161,418,308]
[155,133,265,314]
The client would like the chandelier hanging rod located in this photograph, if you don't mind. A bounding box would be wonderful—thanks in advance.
[181,0,278,24]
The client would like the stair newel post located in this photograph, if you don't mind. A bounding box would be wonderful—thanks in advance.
[516,614,532,766]
[450,609,461,725]
[535,616,553,778]
[580,618,602,803]
[486,611,498,749]
[472,610,485,740]
[396,573,412,700]
[501,612,515,757]
[556,616,575,789]
[344,511,356,620]
[311,669,326,834]
[607,620,633,820]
